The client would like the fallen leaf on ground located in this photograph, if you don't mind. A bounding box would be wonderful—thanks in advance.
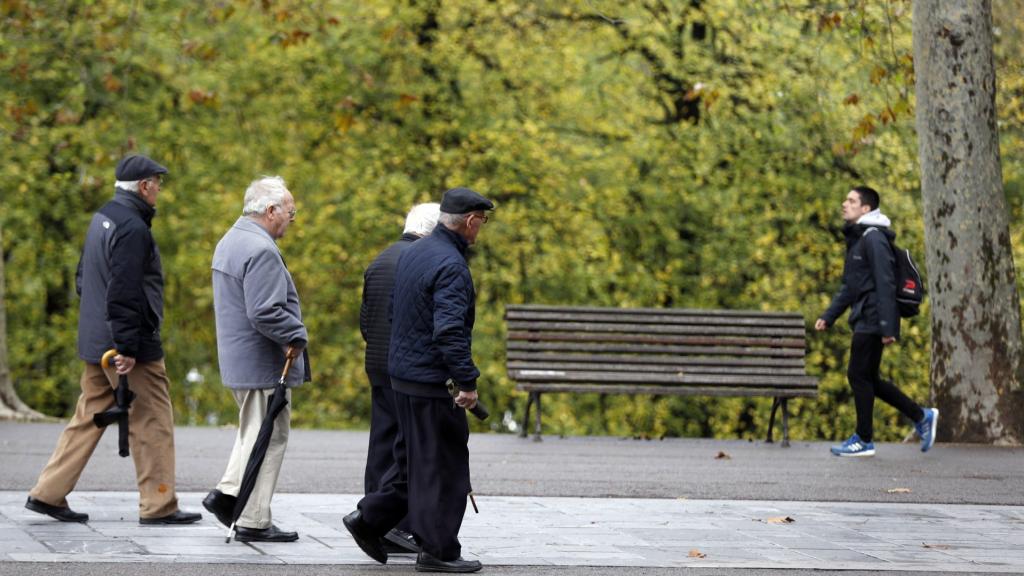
[923,543,951,550]
[688,549,707,558]
[765,516,795,524]
[715,451,731,460]
[886,487,912,494]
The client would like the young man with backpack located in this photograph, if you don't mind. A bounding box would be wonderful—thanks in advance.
[815,185,938,457]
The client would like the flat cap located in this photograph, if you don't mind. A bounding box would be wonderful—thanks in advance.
[115,154,168,181]
[440,187,494,214]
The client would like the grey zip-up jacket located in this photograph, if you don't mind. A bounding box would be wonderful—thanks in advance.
[212,217,309,389]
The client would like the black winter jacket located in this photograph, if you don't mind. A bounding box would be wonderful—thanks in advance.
[360,233,419,381]
[76,190,164,363]
[388,225,480,397]
[821,221,900,338]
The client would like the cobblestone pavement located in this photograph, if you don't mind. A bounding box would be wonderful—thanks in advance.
[2,492,1022,572]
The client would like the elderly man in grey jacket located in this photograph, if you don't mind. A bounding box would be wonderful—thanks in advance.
[202,176,308,543]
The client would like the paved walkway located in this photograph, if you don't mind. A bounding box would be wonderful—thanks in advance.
[2,491,1022,572]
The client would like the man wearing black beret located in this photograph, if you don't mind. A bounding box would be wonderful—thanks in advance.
[26,154,202,526]
[343,187,493,573]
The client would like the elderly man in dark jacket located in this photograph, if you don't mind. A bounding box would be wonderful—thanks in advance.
[359,202,440,555]
[343,187,492,574]
[816,185,937,457]
[27,154,201,525]
[202,176,308,543]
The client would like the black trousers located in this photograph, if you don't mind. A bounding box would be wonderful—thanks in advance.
[364,374,400,494]
[848,332,924,443]
[358,391,471,561]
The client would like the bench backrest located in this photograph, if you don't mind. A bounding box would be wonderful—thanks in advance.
[505,304,817,398]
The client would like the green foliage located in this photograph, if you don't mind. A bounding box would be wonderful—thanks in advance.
[2,0,1022,441]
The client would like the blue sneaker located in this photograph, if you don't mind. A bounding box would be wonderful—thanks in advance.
[915,408,939,453]
[830,433,875,457]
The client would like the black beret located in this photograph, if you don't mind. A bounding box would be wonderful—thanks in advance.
[115,154,168,181]
[440,187,494,214]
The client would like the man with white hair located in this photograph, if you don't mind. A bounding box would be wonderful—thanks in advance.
[26,154,201,525]
[202,176,309,542]
[358,202,440,556]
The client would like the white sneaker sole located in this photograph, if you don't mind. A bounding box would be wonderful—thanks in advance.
[835,449,875,457]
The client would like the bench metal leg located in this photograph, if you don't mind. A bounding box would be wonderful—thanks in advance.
[520,392,535,439]
[532,392,543,442]
[766,397,780,444]
[781,398,791,448]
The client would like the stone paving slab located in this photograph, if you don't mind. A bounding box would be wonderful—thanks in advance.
[0,491,1021,572]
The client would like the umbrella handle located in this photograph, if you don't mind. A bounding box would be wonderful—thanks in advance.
[101,349,119,370]
[279,347,299,381]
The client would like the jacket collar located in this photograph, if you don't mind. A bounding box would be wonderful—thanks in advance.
[233,216,277,243]
[434,223,469,254]
[400,232,420,243]
[112,189,156,227]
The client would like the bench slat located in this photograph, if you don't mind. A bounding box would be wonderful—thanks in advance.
[514,382,818,398]
[510,369,817,388]
[508,331,806,348]
[506,304,803,320]
[506,312,805,330]
[507,320,806,337]
[507,340,807,358]
[506,351,805,368]
[507,361,807,376]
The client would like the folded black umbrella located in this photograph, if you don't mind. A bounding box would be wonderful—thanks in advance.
[93,349,134,457]
[225,351,295,543]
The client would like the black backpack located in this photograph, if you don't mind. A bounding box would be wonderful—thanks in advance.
[867,227,925,317]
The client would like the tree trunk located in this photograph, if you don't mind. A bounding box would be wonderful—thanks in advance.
[0,221,50,421]
[913,0,1024,444]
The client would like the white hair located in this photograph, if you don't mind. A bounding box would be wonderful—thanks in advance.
[114,180,140,192]
[242,176,289,216]
[438,212,469,227]
[403,203,441,236]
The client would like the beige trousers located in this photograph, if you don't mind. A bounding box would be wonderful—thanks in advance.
[216,388,291,529]
[30,360,179,519]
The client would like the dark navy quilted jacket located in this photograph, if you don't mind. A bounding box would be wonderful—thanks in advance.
[387,224,480,393]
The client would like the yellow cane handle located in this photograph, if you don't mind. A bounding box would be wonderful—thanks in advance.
[101,349,119,370]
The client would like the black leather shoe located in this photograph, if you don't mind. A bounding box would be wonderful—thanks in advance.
[234,524,299,542]
[416,551,482,573]
[25,496,88,523]
[202,489,237,527]
[383,527,421,554]
[139,510,202,525]
[342,509,387,564]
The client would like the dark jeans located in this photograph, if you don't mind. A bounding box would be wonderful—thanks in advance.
[848,332,925,443]
[358,391,471,561]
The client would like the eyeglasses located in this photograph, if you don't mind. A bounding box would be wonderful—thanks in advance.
[275,204,297,219]
[475,214,489,224]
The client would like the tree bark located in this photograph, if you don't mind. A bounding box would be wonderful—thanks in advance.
[0,221,50,421]
[913,0,1024,444]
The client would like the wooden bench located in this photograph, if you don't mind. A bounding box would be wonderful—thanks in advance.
[505,304,818,446]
